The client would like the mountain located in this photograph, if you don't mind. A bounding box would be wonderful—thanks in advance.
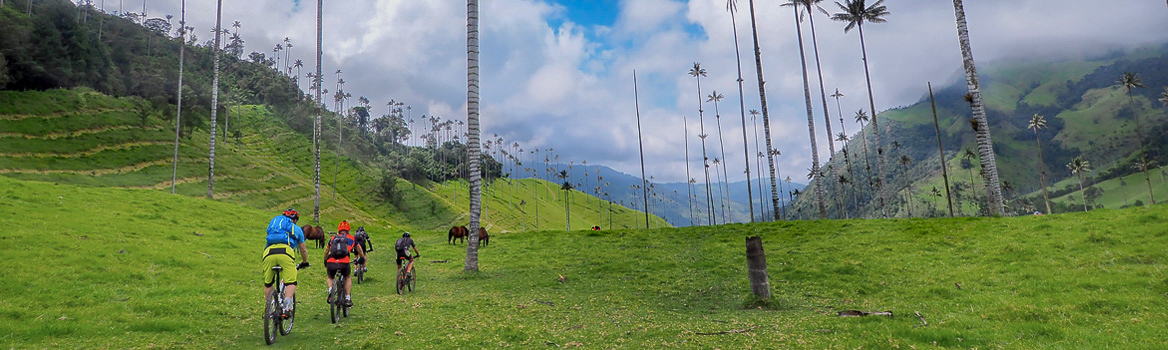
[788,45,1168,219]
[510,164,805,227]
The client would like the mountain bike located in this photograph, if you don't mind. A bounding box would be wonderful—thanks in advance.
[328,266,351,323]
[354,259,365,285]
[396,255,419,295]
[263,263,306,345]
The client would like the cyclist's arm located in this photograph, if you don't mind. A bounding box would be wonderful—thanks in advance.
[356,244,366,259]
[411,245,419,257]
[297,242,309,263]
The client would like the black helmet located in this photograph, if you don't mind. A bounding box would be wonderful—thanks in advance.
[402,232,411,238]
[357,226,365,231]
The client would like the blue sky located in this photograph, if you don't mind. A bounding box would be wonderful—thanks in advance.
[137,0,1168,185]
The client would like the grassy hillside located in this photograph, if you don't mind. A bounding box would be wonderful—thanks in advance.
[3,175,1167,348]
[0,88,666,232]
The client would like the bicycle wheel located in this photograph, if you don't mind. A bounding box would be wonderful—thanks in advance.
[396,266,405,295]
[329,285,339,324]
[279,294,295,335]
[408,265,417,292]
[356,266,363,285]
[341,276,350,317]
[263,289,277,345]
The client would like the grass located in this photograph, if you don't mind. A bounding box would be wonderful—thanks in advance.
[2,175,1168,349]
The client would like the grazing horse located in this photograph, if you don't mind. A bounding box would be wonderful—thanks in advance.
[302,225,325,249]
[448,226,468,244]
[478,227,489,247]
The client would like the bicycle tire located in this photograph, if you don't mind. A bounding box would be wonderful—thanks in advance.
[329,287,339,324]
[396,266,405,295]
[279,294,295,335]
[264,289,277,345]
[408,265,416,292]
[341,275,350,317]
[356,267,363,285]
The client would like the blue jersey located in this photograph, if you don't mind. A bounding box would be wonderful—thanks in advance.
[266,215,306,248]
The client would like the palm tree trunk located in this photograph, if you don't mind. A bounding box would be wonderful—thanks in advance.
[634,71,651,229]
[856,23,887,216]
[792,5,826,219]
[748,0,782,220]
[313,0,323,223]
[753,118,767,221]
[1033,131,1052,214]
[712,103,733,222]
[683,116,695,225]
[729,4,755,222]
[808,9,836,166]
[952,0,1004,216]
[207,0,222,199]
[694,77,715,225]
[1078,175,1087,212]
[170,0,185,194]
[465,0,482,271]
[928,83,956,217]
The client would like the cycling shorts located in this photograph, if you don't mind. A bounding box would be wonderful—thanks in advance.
[326,262,351,279]
[262,244,298,287]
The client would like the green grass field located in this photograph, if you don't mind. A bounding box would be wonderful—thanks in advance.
[3,175,1167,349]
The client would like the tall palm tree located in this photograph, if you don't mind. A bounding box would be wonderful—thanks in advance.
[206,0,223,200]
[1133,157,1158,205]
[1028,114,1053,214]
[293,59,304,92]
[747,0,782,220]
[1117,72,1154,205]
[312,0,323,223]
[790,0,838,163]
[558,170,572,230]
[170,0,186,194]
[683,115,695,225]
[951,0,1004,216]
[750,109,768,221]
[832,0,888,197]
[961,147,979,213]
[788,1,827,219]
[283,37,292,76]
[689,63,716,225]
[707,91,734,222]
[465,0,483,271]
[726,0,755,222]
[1067,156,1092,212]
[836,132,858,212]
[853,109,873,198]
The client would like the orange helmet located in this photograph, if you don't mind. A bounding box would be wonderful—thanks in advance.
[338,221,351,232]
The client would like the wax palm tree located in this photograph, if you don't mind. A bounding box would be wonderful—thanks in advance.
[683,116,695,225]
[465,0,483,270]
[283,37,292,76]
[707,91,734,222]
[1067,156,1092,212]
[747,0,782,220]
[1117,72,1155,205]
[1133,157,1158,205]
[786,0,827,219]
[837,132,858,210]
[689,63,716,225]
[750,109,768,221]
[961,147,979,211]
[1028,114,1053,214]
[558,170,572,230]
[207,0,223,199]
[951,0,1004,216]
[170,0,186,194]
[726,0,755,222]
[833,0,889,197]
[712,158,726,220]
[311,0,324,222]
[788,0,837,160]
[853,109,873,193]
[293,59,304,91]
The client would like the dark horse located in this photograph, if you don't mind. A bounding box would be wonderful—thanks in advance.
[478,227,489,247]
[448,226,468,244]
[302,225,325,249]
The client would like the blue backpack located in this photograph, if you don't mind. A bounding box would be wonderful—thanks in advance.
[265,215,295,246]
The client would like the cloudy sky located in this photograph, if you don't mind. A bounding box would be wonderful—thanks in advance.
[129,0,1168,184]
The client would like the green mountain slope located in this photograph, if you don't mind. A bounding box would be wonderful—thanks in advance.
[792,46,1168,218]
[0,88,666,232]
[3,175,1167,348]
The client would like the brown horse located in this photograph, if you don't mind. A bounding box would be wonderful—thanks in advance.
[448,226,468,244]
[302,225,325,249]
[478,227,489,247]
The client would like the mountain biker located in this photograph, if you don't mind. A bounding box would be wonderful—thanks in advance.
[395,232,420,271]
[353,226,372,273]
[324,220,365,307]
[262,209,310,319]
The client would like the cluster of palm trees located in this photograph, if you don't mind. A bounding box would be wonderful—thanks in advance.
[672,0,1026,223]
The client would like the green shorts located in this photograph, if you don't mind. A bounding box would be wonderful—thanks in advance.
[262,244,298,287]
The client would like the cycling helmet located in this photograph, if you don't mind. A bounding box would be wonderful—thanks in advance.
[338,221,351,232]
[357,226,365,232]
[402,232,411,238]
[283,208,299,221]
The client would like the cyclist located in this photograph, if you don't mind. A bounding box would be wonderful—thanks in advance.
[395,232,421,271]
[324,220,365,307]
[262,209,310,319]
[352,226,373,273]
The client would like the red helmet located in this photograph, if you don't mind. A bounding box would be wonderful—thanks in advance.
[283,208,299,220]
[338,221,351,232]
